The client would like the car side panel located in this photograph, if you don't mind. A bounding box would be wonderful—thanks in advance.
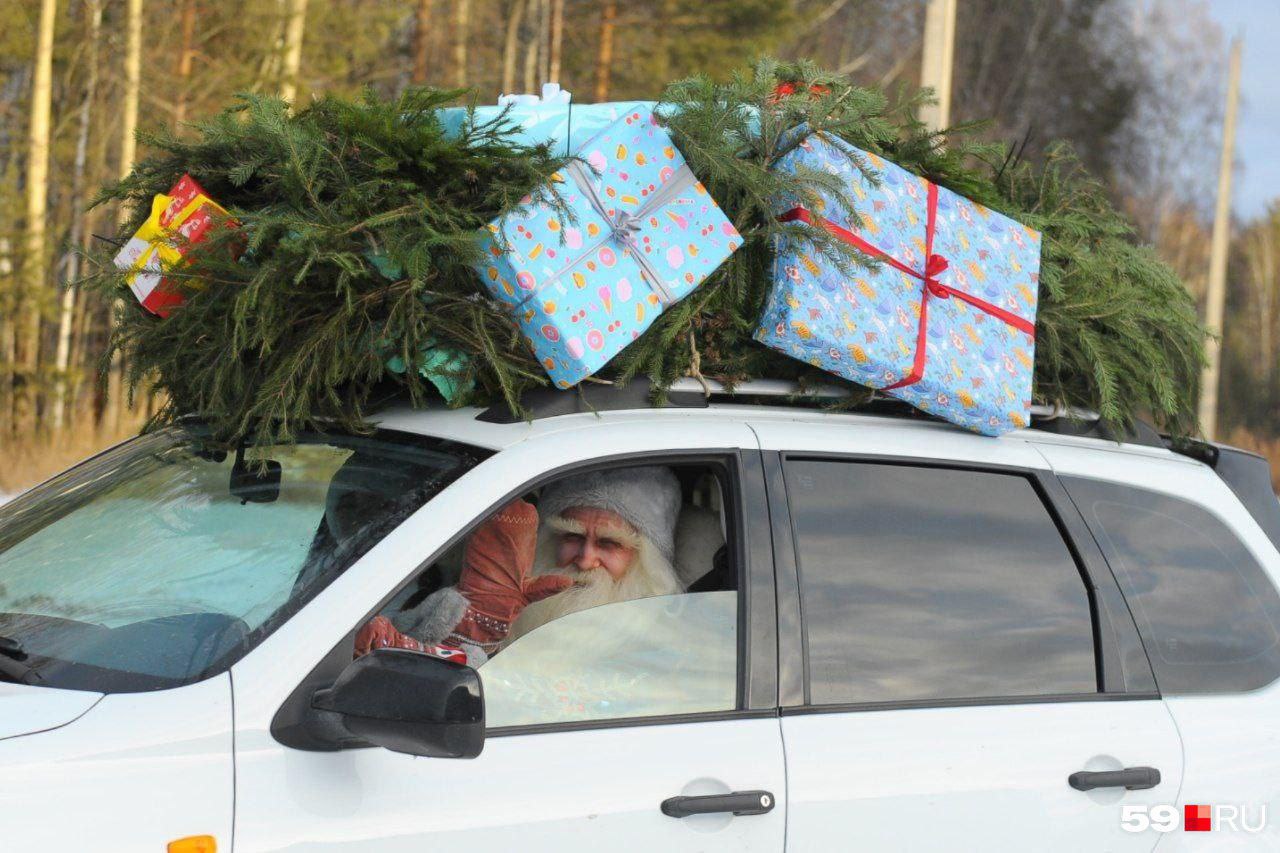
[229,417,781,852]
[0,674,234,852]
[1037,443,1280,846]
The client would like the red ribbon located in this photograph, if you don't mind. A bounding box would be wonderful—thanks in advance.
[778,182,1034,390]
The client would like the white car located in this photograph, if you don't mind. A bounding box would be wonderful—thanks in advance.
[2,380,1279,851]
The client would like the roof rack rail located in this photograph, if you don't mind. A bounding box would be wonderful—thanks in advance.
[474,376,1164,446]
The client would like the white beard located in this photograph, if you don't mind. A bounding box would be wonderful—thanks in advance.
[506,523,683,644]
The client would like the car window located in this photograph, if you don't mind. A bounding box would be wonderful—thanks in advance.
[480,591,737,727]
[362,462,741,729]
[786,459,1097,706]
[1061,475,1280,694]
[0,427,483,692]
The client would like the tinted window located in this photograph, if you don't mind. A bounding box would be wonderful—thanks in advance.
[1062,476,1280,694]
[787,460,1097,705]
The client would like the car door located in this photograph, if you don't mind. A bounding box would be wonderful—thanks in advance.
[1046,442,1280,846]
[752,418,1184,853]
[229,418,786,853]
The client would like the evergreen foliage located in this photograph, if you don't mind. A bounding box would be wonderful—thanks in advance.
[91,87,565,445]
[87,59,1206,448]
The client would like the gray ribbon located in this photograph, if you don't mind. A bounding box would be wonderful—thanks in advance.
[557,159,699,305]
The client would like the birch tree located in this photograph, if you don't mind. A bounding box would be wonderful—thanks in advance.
[16,0,57,434]
[106,0,143,432]
[51,0,103,431]
[279,0,309,105]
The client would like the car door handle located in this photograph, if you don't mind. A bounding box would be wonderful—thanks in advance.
[1068,767,1161,791]
[661,790,775,818]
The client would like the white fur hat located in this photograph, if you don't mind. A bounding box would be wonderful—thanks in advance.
[540,466,682,562]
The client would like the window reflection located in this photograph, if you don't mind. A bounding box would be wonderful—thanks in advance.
[788,461,1096,705]
[479,591,737,727]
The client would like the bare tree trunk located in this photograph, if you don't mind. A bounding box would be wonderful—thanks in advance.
[537,0,551,85]
[173,0,197,126]
[16,0,58,437]
[594,0,616,102]
[279,0,309,106]
[453,0,470,87]
[522,0,541,92]
[106,0,143,434]
[548,0,564,84]
[53,0,103,432]
[412,0,432,84]
[502,0,526,93]
[254,0,287,91]
[0,238,15,440]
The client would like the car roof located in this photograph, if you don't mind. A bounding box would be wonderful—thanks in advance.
[370,395,1187,466]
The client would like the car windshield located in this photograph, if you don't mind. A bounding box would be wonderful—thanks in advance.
[0,426,484,693]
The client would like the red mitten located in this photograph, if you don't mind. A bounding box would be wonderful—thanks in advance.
[450,499,572,652]
[353,615,425,658]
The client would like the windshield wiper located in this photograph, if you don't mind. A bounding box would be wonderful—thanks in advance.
[0,635,42,685]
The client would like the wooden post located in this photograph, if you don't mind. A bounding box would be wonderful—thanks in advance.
[16,0,57,435]
[918,0,957,131]
[1198,36,1243,440]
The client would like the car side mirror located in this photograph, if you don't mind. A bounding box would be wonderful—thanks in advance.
[311,649,484,759]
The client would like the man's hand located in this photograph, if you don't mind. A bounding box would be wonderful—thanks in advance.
[353,615,425,658]
[452,499,573,650]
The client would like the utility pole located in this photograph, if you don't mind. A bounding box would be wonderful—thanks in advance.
[1198,35,1243,441]
[918,0,958,131]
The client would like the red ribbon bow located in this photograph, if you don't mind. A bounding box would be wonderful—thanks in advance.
[778,181,1034,391]
[769,81,831,103]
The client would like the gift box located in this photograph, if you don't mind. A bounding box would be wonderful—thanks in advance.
[438,84,655,156]
[476,107,741,388]
[112,174,233,317]
[756,133,1041,435]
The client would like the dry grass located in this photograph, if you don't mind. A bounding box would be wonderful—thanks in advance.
[1,417,147,497]
[1224,428,1280,493]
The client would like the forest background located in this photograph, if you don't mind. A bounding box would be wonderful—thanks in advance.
[2,0,1276,496]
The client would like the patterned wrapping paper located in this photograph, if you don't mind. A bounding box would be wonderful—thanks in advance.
[112,174,233,318]
[755,133,1042,435]
[438,93,657,156]
[476,107,741,388]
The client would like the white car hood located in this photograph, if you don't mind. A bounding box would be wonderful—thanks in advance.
[0,681,102,741]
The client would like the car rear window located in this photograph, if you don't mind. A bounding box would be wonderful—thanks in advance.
[1061,476,1280,694]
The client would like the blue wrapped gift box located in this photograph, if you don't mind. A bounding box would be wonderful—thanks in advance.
[475,106,741,388]
[756,132,1042,435]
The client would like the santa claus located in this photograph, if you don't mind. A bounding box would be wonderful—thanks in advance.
[354,466,685,666]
